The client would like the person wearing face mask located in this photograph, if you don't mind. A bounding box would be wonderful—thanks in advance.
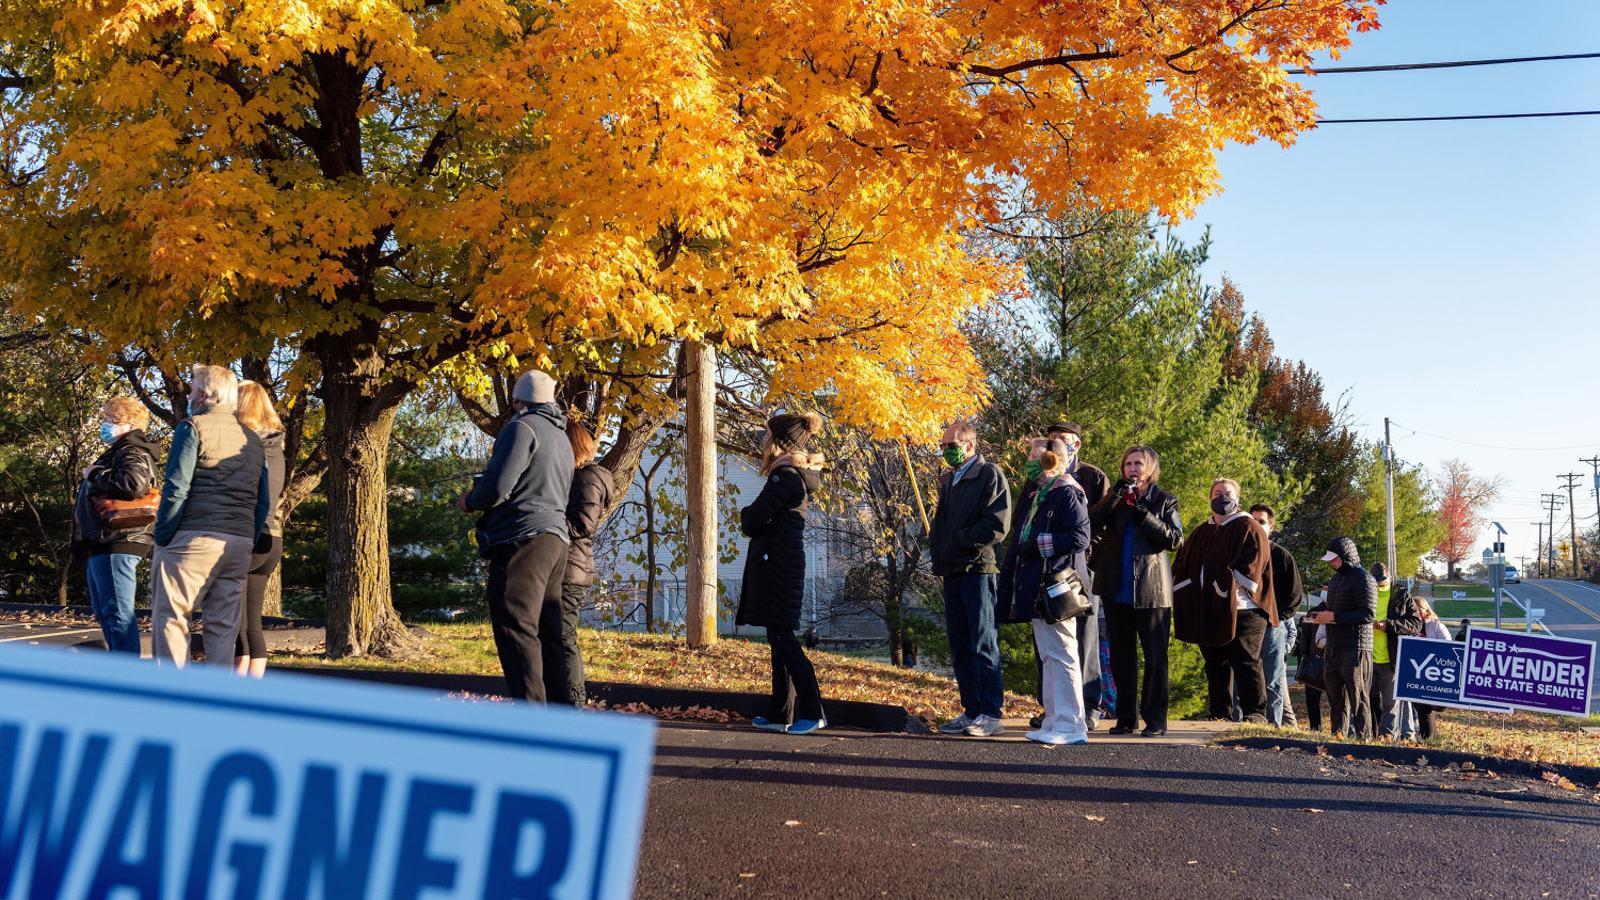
[997,438,1092,745]
[1249,504,1304,728]
[1171,478,1275,722]
[73,397,163,654]
[1089,446,1183,736]
[1043,422,1109,728]
[150,365,273,668]
[1305,537,1377,738]
[928,421,1013,737]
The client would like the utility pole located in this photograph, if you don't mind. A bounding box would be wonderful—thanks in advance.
[1534,521,1545,578]
[683,340,719,648]
[1560,473,1583,579]
[1383,417,1398,578]
[1541,493,1564,581]
[1582,455,1600,578]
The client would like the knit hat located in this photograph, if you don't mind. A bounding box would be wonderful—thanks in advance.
[767,411,821,451]
[512,370,557,404]
[1370,562,1389,583]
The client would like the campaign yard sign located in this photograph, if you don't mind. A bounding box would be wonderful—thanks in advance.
[1460,626,1597,716]
[1394,637,1511,712]
[0,642,656,899]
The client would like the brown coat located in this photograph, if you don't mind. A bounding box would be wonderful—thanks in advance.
[1171,513,1275,646]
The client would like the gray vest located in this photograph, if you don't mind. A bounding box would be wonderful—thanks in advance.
[177,403,265,539]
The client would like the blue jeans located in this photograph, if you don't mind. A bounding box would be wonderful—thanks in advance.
[86,552,142,654]
[943,573,1004,719]
[1261,621,1289,726]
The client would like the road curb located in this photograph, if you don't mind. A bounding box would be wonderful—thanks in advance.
[1217,735,1600,786]
[275,665,930,734]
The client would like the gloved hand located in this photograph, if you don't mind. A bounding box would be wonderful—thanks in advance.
[253,532,274,556]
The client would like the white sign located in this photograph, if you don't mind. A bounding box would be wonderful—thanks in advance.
[1452,590,1467,599]
[0,643,656,899]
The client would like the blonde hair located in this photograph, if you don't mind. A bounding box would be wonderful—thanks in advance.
[101,396,149,430]
[1211,477,1241,497]
[567,419,598,466]
[190,364,239,412]
[236,381,283,434]
[1120,446,1161,486]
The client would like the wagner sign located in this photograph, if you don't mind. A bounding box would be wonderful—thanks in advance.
[1394,636,1511,712]
[0,643,655,899]
[1460,626,1596,716]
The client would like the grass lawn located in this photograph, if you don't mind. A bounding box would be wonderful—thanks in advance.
[1430,598,1512,620]
[275,623,1041,724]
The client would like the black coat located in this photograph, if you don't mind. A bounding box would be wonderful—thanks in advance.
[927,454,1011,577]
[735,464,821,630]
[1088,483,1183,609]
[996,477,1091,622]
[73,429,162,557]
[1267,541,1304,621]
[1377,583,1423,661]
[563,463,615,586]
[1323,537,1377,653]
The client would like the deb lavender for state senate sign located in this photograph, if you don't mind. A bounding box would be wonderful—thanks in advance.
[0,642,656,899]
[1460,626,1597,716]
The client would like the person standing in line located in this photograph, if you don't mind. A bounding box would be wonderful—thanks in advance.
[1172,479,1275,722]
[738,413,828,735]
[1368,563,1422,739]
[74,397,162,654]
[1296,597,1330,730]
[998,439,1093,745]
[552,420,615,706]
[928,422,1012,738]
[150,365,271,667]
[1249,504,1304,728]
[1307,537,1377,739]
[460,371,575,703]
[233,381,284,678]
[1412,596,1451,740]
[1044,422,1109,728]
[1091,446,1183,737]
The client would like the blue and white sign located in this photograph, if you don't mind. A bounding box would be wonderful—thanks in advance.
[0,643,655,899]
[1394,636,1512,712]
[1461,626,1597,716]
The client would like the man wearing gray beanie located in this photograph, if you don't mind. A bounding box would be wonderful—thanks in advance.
[459,369,575,703]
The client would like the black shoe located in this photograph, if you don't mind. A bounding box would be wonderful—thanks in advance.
[1141,726,1167,737]
[1109,724,1136,735]
[1029,714,1043,729]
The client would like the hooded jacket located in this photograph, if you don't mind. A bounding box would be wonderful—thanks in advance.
[465,403,575,553]
[74,429,163,556]
[563,463,616,586]
[927,453,1012,577]
[1323,537,1377,654]
[255,429,286,537]
[736,460,822,630]
[996,475,1092,622]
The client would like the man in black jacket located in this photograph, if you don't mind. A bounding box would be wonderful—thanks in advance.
[460,370,575,704]
[928,422,1012,737]
[1250,504,1304,728]
[1046,422,1109,726]
[1307,537,1377,738]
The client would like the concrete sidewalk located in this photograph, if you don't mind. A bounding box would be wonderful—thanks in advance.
[982,716,1235,745]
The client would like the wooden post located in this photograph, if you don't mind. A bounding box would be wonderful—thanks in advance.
[684,340,719,648]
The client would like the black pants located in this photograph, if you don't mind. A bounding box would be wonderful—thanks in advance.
[235,535,282,660]
[1415,704,1438,740]
[767,626,824,723]
[544,583,588,706]
[1369,661,1398,738]
[1305,685,1325,731]
[1105,604,1171,730]
[1323,648,1372,738]
[1200,609,1269,720]
[485,534,569,703]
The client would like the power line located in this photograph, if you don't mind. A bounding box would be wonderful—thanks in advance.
[1286,51,1600,76]
[1388,422,1600,452]
[1318,110,1600,125]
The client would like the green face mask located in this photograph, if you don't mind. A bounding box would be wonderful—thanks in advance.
[1022,459,1043,482]
[942,445,967,467]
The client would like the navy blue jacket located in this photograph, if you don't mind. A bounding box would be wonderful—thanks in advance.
[465,403,574,554]
[997,477,1092,623]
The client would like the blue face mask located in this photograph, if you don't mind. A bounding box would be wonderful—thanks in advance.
[99,422,119,443]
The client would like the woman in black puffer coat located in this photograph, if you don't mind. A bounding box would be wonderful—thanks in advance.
[549,420,615,706]
[736,411,826,735]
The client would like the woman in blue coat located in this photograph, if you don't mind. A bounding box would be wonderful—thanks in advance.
[998,438,1093,745]
[736,412,827,735]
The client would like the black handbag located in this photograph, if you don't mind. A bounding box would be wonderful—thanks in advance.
[1036,565,1092,624]
[1296,653,1326,692]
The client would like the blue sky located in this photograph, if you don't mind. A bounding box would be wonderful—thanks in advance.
[1174,0,1600,571]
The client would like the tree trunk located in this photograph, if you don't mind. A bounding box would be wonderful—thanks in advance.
[683,340,719,648]
[262,566,283,618]
[318,365,419,659]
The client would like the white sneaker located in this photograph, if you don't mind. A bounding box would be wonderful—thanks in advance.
[964,714,1006,737]
[938,713,975,734]
[1027,730,1088,746]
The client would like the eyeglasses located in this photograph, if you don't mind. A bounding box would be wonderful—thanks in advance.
[940,443,961,451]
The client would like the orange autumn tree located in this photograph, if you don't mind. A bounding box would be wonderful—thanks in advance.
[0,0,1380,655]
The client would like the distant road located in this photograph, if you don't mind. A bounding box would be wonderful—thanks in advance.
[1502,579,1600,714]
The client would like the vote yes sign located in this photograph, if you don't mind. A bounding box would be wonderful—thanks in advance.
[0,642,655,899]
[1393,637,1511,712]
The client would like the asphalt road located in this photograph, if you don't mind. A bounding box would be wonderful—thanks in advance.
[1504,579,1600,713]
[639,723,1600,899]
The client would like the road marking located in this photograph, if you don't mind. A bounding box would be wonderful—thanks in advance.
[1557,579,1600,598]
[0,627,101,644]
[1533,580,1600,625]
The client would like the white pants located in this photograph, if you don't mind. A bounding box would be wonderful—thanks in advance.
[150,530,253,667]
[1032,617,1088,739]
